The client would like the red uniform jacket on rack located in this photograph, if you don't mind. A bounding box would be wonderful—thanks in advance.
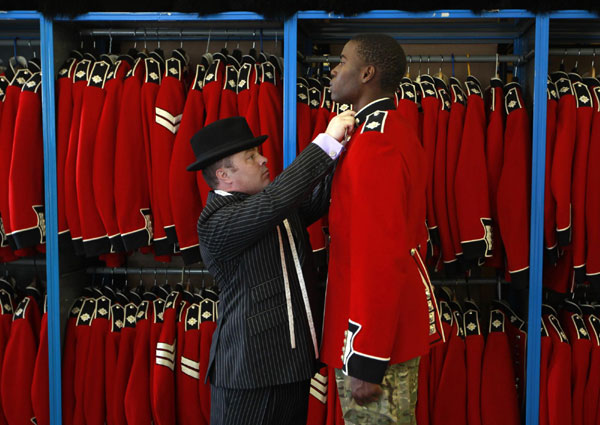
[258,60,284,177]
[198,292,218,422]
[545,79,559,263]
[464,300,484,425]
[454,76,492,261]
[0,282,13,425]
[31,297,48,425]
[582,306,600,425]
[169,64,206,265]
[218,61,239,120]
[586,81,600,285]
[114,56,153,252]
[105,299,124,425]
[112,301,138,425]
[62,297,85,425]
[93,56,132,255]
[550,72,577,247]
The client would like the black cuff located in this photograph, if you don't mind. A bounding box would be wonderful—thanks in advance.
[557,227,571,247]
[461,239,491,261]
[510,268,529,290]
[165,225,178,245]
[122,228,152,252]
[109,235,126,253]
[574,266,587,285]
[12,228,44,251]
[342,321,388,384]
[83,236,111,257]
[153,238,174,256]
[181,245,202,265]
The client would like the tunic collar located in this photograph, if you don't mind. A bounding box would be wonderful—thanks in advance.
[354,97,396,126]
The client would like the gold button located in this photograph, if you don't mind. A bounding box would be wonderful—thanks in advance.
[344,330,348,336]
[355,118,360,125]
[410,248,417,256]
[341,354,344,361]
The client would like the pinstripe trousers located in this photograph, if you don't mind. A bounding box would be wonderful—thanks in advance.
[210,380,311,425]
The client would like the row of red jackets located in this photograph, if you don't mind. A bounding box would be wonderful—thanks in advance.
[62,284,218,425]
[393,75,531,286]
[56,48,283,267]
[0,279,48,425]
[544,72,600,292]
[296,73,533,283]
[305,293,528,425]
[0,59,46,263]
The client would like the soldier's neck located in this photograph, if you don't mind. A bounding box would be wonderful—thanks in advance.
[352,90,395,113]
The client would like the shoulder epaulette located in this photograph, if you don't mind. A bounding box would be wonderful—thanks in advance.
[87,60,110,89]
[185,304,200,331]
[553,74,574,98]
[223,64,238,92]
[11,68,33,88]
[570,313,590,340]
[136,300,150,321]
[547,78,558,101]
[465,75,483,98]
[449,78,466,105]
[111,303,124,332]
[73,59,92,83]
[361,110,388,134]
[13,297,31,321]
[435,80,451,111]
[419,76,437,99]
[321,86,332,110]
[297,79,309,105]
[261,62,276,85]
[573,80,592,108]
[237,62,253,92]
[144,57,161,84]
[0,289,12,316]
[439,300,453,326]
[165,56,183,80]
[123,303,138,328]
[153,298,165,323]
[586,314,600,345]
[200,298,216,323]
[68,298,84,319]
[489,309,506,333]
[76,298,96,326]
[203,58,221,86]
[463,306,481,336]
[399,81,417,102]
[191,64,206,91]
[309,87,321,109]
[504,84,524,114]
[548,313,569,343]
[592,86,600,113]
[95,296,111,320]
[58,57,77,80]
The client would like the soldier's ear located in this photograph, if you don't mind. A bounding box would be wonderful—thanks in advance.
[215,168,231,184]
[361,65,376,84]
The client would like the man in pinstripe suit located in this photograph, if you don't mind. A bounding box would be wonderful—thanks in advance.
[189,114,355,425]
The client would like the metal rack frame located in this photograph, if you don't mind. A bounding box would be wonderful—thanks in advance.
[0,9,598,425]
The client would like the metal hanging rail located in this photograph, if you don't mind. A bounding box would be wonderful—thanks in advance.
[300,53,532,63]
[78,28,283,39]
[549,47,600,55]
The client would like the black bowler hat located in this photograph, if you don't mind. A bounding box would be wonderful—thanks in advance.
[186,117,268,171]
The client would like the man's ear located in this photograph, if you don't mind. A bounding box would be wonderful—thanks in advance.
[361,64,376,84]
[216,168,231,185]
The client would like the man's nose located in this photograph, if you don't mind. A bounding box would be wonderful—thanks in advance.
[259,153,268,165]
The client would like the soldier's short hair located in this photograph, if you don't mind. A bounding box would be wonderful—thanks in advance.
[202,156,236,189]
[351,33,406,93]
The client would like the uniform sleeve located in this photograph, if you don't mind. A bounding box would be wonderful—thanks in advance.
[497,84,531,287]
[8,73,46,251]
[198,298,217,424]
[550,72,577,247]
[202,59,224,127]
[545,80,559,262]
[343,130,412,383]
[197,143,334,262]
[31,309,49,425]
[218,64,239,120]
[169,67,205,266]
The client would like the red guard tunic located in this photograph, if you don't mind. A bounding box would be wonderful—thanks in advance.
[569,74,594,283]
[258,61,284,177]
[550,72,577,247]
[31,297,48,425]
[169,64,206,265]
[202,53,226,126]
[198,289,218,423]
[582,305,600,425]
[587,80,600,285]
[545,79,560,263]
[0,281,14,425]
[105,297,124,425]
[322,97,443,384]
[497,82,532,287]
[446,78,467,261]
[484,78,505,270]
[92,56,132,255]
[464,300,484,425]
[454,76,492,262]
[114,56,153,252]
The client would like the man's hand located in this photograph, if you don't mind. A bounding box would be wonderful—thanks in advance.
[325,110,356,146]
[350,376,383,406]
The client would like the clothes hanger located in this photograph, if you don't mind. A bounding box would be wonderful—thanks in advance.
[572,48,581,74]
[451,53,455,77]
[592,49,596,78]
[560,49,566,72]
[406,56,411,79]
[466,53,472,77]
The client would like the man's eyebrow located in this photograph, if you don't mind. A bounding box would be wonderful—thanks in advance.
[340,54,346,59]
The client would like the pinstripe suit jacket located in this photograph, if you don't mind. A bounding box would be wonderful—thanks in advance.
[197,143,335,389]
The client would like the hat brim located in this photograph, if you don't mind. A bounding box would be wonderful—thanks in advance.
[186,135,268,171]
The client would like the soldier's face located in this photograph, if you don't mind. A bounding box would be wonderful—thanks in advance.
[330,41,363,105]
[227,147,270,195]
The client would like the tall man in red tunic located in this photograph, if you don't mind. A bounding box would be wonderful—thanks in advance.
[321,34,444,425]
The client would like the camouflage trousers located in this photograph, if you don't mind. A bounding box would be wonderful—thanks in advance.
[335,357,420,425]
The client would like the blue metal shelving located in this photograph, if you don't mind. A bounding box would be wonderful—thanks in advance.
[3,9,598,425]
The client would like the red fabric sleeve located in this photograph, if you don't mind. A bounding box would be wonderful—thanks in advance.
[582,308,600,425]
[61,298,84,425]
[153,292,180,425]
[169,65,205,265]
[395,81,420,136]
[587,82,600,285]
[485,79,505,270]
[1,293,41,425]
[9,72,45,251]
[236,59,254,116]
[31,307,48,425]
[0,287,13,425]
[105,303,123,425]
[446,78,467,261]
[454,76,492,261]
[77,60,112,256]
[431,304,466,425]
[83,296,111,425]
[297,79,313,153]
[244,63,262,137]
[560,302,592,425]
[310,85,331,141]
[65,59,93,255]
[114,57,153,252]
[539,318,552,425]
[93,59,131,254]
[124,300,153,425]
[497,82,531,287]
[0,69,31,250]
[152,56,186,247]
[432,78,455,269]
[543,310,573,425]
[418,76,441,245]
[545,79,559,262]
[178,303,206,425]
[480,309,520,425]
[570,76,594,283]
[112,303,137,425]
[150,297,166,425]
[258,62,284,177]
[428,297,452,415]
[72,297,95,425]
[550,72,577,247]
[56,58,78,242]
